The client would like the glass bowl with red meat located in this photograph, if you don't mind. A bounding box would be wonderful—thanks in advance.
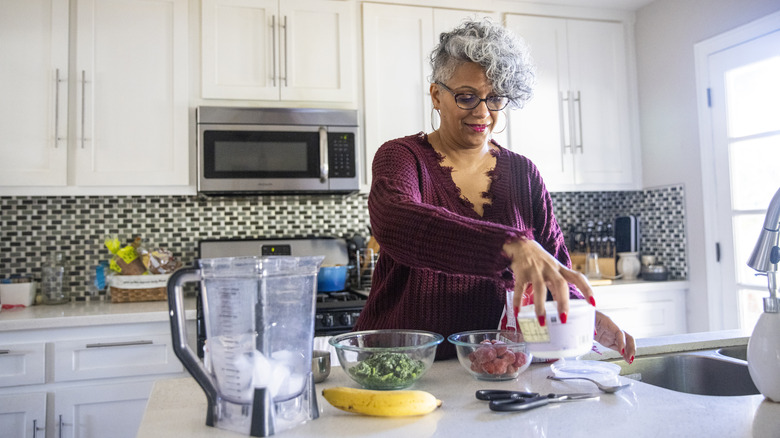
[447,330,532,381]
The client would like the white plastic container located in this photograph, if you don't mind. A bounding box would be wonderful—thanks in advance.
[516,300,595,359]
[0,282,37,307]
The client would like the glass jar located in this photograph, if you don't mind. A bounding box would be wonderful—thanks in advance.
[42,253,68,305]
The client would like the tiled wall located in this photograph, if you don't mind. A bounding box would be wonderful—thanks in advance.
[0,185,686,301]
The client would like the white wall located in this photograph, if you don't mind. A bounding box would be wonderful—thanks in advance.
[634,0,780,332]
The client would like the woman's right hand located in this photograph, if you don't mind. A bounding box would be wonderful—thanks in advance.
[502,238,594,325]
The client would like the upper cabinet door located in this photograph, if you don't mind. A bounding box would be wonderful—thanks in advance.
[74,0,189,186]
[362,3,433,189]
[505,14,639,191]
[0,0,69,186]
[201,0,278,100]
[202,0,356,103]
[280,0,356,102]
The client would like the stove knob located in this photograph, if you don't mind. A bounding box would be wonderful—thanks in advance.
[339,313,352,326]
[321,314,334,327]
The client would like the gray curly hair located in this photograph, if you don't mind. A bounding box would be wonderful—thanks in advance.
[430,18,535,109]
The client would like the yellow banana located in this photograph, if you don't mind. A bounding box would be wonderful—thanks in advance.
[322,386,442,417]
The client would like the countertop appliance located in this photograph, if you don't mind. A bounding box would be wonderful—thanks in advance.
[198,237,368,347]
[196,107,360,195]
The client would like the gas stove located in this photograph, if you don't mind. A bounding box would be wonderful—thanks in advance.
[198,237,369,338]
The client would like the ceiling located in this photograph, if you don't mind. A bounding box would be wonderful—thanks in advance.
[520,0,656,11]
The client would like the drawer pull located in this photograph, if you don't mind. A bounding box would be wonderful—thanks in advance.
[85,340,153,349]
[0,350,9,355]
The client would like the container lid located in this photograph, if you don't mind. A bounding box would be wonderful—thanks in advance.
[551,359,621,382]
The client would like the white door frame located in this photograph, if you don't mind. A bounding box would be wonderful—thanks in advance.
[695,10,780,331]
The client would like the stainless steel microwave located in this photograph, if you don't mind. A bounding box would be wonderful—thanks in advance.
[196,106,360,195]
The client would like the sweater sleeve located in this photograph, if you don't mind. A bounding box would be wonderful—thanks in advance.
[368,137,530,279]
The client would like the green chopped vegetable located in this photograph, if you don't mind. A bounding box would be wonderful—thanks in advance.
[349,352,426,388]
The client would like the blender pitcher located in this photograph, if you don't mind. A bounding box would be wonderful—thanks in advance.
[168,255,324,437]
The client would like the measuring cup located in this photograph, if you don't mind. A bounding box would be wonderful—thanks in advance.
[168,255,324,437]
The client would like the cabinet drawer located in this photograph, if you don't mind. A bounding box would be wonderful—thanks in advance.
[53,333,182,382]
[0,342,46,388]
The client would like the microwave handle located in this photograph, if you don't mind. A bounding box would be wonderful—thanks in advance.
[319,127,329,182]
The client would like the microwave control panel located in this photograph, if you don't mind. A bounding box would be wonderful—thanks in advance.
[328,132,356,178]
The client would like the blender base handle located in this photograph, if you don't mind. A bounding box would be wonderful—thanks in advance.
[167,267,219,426]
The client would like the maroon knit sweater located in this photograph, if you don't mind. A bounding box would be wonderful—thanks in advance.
[353,133,580,359]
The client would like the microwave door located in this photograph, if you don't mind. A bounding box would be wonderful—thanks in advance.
[199,128,328,193]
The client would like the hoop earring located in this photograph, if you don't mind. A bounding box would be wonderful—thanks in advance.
[493,110,507,134]
[430,107,440,132]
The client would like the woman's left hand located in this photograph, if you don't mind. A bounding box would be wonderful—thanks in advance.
[595,311,635,364]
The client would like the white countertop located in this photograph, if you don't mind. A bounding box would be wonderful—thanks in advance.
[0,298,196,331]
[136,330,779,438]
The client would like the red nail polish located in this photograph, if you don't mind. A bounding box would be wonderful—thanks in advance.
[537,315,546,327]
[560,312,567,324]
[629,356,634,364]
[588,296,596,307]
[621,348,625,355]
[593,329,598,337]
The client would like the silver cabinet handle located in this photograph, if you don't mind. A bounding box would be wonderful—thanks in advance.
[54,68,65,148]
[85,340,153,348]
[319,127,328,183]
[80,70,87,149]
[558,91,571,172]
[281,15,288,87]
[271,15,277,86]
[58,414,64,438]
[32,419,45,438]
[0,350,9,355]
[573,90,583,152]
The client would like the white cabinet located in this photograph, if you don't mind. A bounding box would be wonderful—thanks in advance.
[0,393,47,438]
[73,0,189,186]
[0,0,69,187]
[0,321,188,438]
[53,381,154,438]
[361,3,498,189]
[0,0,189,190]
[202,0,356,102]
[595,281,689,338]
[504,14,640,191]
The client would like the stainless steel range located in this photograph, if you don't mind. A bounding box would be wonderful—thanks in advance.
[198,237,368,340]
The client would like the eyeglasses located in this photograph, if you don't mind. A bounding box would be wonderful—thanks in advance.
[436,82,510,111]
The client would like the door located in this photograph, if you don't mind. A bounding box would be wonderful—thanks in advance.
[74,0,189,186]
[705,26,780,330]
[53,381,154,438]
[281,0,356,102]
[201,0,278,100]
[362,3,433,188]
[0,0,68,186]
[0,393,46,438]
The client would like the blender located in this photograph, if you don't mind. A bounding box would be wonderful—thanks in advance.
[168,255,324,436]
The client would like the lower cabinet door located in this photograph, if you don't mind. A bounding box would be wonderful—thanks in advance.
[0,392,47,438]
[53,381,154,438]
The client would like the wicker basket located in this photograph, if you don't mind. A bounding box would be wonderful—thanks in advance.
[109,274,170,303]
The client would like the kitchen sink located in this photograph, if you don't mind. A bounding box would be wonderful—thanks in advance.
[609,345,759,396]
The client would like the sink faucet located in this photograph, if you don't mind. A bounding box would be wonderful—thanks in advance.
[747,187,780,313]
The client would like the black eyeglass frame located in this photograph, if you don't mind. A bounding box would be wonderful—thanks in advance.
[435,82,511,112]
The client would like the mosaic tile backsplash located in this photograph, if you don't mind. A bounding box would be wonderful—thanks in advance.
[0,185,687,301]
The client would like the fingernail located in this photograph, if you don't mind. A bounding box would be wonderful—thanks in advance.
[588,296,596,307]
[560,312,567,324]
[537,315,546,327]
[593,329,598,337]
[621,348,625,355]
[629,356,634,364]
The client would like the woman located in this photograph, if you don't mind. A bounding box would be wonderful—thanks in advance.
[353,18,635,362]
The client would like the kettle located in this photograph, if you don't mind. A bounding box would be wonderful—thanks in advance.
[168,255,324,436]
